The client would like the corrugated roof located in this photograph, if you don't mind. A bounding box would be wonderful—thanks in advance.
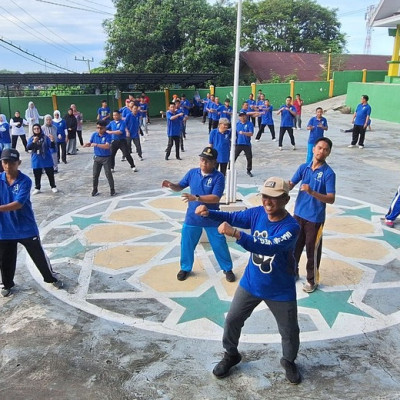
[240,52,390,82]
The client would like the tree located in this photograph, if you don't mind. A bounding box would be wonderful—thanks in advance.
[241,0,346,53]
[103,0,236,86]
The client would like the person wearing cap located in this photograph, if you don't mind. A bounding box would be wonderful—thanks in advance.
[277,96,297,151]
[195,176,301,384]
[234,112,254,177]
[0,148,63,297]
[26,123,58,194]
[161,146,234,282]
[289,137,336,293]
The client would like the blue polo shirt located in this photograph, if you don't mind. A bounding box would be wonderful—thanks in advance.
[354,103,371,125]
[125,113,140,139]
[106,120,126,141]
[279,105,296,127]
[208,102,219,121]
[307,116,328,144]
[291,162,336,223]
[218,105,232,121]
[0,171,39,239]
[209,128,231,163]
[181,99,191,115]
[179,168,225,227]
[89,132,112,157]
[97,107,111,122]
[139,103,148,118]
[27,134,54,169]
[246,99,256,110]
[167,111,183,137]
[236,121,254,146]
[261,105,274,125]
[208,207,300,301]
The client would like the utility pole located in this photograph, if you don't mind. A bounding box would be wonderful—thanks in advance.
[75,56,94,73]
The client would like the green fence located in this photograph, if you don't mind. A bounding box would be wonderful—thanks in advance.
[333,70,386,96]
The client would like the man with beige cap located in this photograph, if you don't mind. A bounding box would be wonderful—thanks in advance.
[195,177,301,384]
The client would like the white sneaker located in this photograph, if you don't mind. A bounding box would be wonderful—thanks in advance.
[359,145,364,149]
[32,189,41,195]
[272,138,276,141]
[139,157,144,161]
[279,147,282,151]
[348,145,355,148]
[131,167,137,172]
[51,187,58,193]
[292,146,296,150]
[111,169,115,173]
[255,139,260,142]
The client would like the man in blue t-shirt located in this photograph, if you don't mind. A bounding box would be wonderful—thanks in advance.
[277,96,297,150]
[255,99,275,141]
[165,102,184,160]
[83,120,115,197]
[235,112,254,177]
[161,146,234,282]
[125,104,143,160]
[348,94,371,149]
[289,137,336,293]
[208,118,231,176]
[195,176,301,384]
[246,93,257,126]
[0,148,63,297]
[306,107,328,163]
[96,100,111,124]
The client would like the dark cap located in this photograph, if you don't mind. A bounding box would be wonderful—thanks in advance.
[239,112,247,117]
[0,148,20,162]
[199,146,218,160]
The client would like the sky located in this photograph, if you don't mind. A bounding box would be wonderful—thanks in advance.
[0,0,394,74]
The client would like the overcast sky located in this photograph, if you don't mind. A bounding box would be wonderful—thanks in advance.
[0,0,393,74]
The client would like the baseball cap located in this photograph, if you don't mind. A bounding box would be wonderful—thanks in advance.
[239,112,247,116]
[0,148,20,162]
[260,177,289,197]
[199,146,218,161]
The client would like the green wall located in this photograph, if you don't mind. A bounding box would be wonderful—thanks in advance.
[333,70,386,96]
[293,81,330,105]
[346,82,400,123]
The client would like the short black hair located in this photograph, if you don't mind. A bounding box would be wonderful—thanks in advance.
[97,120,107,127]
[316,107,323,112]
[113,109,121,114]
[315,137,332,150]
[362,94,369,101]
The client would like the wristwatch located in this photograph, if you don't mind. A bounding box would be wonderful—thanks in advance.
[195,194,200,200]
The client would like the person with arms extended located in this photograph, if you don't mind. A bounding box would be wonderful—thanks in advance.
[162,147,235,282]
[0,148,63,297]
[196,177,301,384]
[289,137,336,293]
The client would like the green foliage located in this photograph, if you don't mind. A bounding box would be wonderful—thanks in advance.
[241,0,346,53]
[264,71,298,83]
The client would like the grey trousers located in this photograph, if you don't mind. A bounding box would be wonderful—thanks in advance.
[223,285,300,362]
[93,156,114,191]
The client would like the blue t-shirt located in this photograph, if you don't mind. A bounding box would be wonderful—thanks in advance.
[27,134,54,169]
[256,100,265,112]
[0,171,39,239]
[53,120,66,143]
[236,121,254,146]
[208,207,300,301]
[139,103,148,118]
[0,123,11,144]
[291,162,336,223]
[179,168,225,227]
[307,116,328,144]
[279,105,296,127]
[181,99,191,115]
[121,107,132,119]
[261,105,274,125]
[106,120,126,140]
[90,132,112,157]
[218,105,232,121]
[246,99,256,110]
[125,113,140,139]
[97,107,111,122]
[167,110,183,137]
[354,103,371,126]
[209,128,231,163]
[207,101,219,121]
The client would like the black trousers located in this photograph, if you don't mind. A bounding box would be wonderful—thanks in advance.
[57,142,67,163]
[351,124,366,146]
[12,135,27,151]
[33,167,56,190]
[93,156,114,191]
[256,124,276,140]
[76,130,84,146]
[278,127,295,147]
[0,237,57,290]
[111,139,135,169]
[165,136,180,159]
[130,137,143,158]
[216,162,228,176]
[234,145,252,172]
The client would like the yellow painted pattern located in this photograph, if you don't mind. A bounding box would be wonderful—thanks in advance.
[85,224,152,243]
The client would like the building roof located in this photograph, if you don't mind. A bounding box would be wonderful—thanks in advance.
[371,0,400,28]
[0,73,216,87]
[240,52,391,82]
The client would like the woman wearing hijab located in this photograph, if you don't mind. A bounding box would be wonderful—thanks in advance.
[65,108,78,155]
[0,114,11,152]
[70,104,83,146]
[42,115,59,173]
[25,101,43,133]
[10,111,28,152]
[27,123,58,194]
[52,110,67,164]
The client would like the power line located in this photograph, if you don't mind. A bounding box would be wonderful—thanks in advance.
[9,0,87,56]
[35,0,114,16]
[0,37,76,73]
[85,0,113,7]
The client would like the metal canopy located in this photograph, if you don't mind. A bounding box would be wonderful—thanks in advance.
[0,73,216,87]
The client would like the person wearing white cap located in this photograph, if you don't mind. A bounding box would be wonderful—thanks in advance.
[196,176,301,384]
